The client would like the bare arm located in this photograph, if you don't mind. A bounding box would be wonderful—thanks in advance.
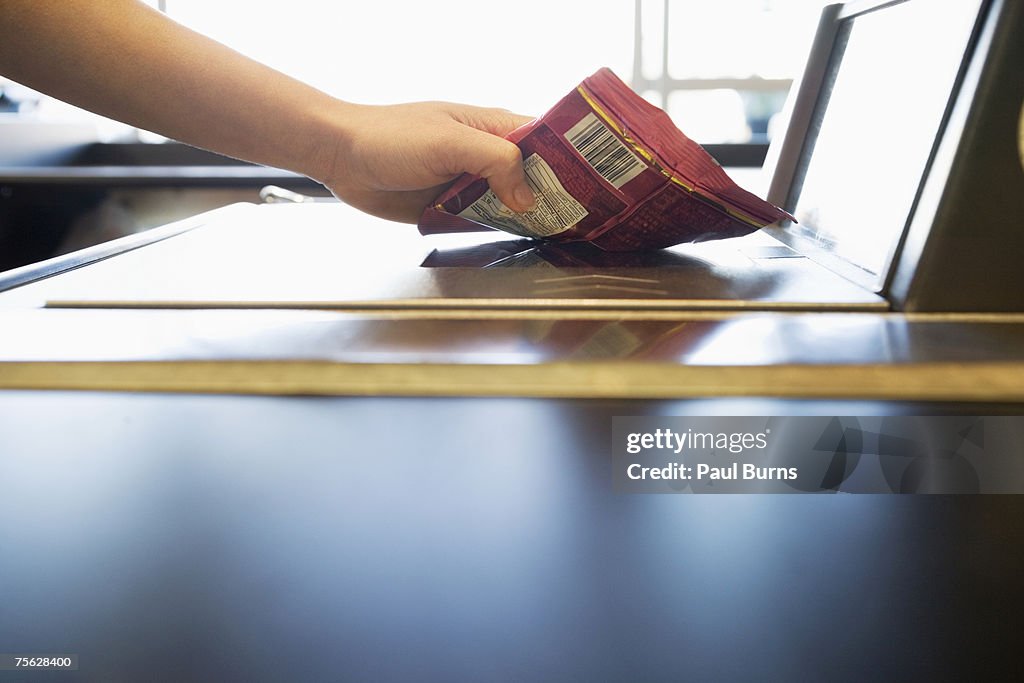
[0,0,536,221]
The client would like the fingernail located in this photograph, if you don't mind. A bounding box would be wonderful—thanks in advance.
[515,186,537,211]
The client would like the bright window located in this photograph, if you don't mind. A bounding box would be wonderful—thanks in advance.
[2,0,829,145]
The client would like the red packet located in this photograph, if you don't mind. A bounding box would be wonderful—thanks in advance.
[418,68,793,252]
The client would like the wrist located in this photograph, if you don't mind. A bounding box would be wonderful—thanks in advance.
[300,97,364,189]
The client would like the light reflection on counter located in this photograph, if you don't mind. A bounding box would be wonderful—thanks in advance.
[0,392,994,680]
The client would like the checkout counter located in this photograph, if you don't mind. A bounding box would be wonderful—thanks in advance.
[0,201,1022,681]
[0,201,1023,401]
[0,0,1022,680]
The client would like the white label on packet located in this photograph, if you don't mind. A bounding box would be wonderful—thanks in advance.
[564,113,647,189]
[458,153,588,238]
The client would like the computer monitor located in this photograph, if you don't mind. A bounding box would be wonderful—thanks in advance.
[765,0,1023,311]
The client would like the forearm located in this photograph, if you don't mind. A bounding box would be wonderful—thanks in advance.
[0,0,535,222]
[0,0,344,180]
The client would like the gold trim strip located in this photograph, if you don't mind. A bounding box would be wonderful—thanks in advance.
[44,298,888,312]
[2,361,1023,402]
[29,307,1024,322]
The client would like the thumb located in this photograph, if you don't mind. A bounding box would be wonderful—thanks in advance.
[449,127,536,213]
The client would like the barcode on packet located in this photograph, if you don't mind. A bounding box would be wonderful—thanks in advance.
[564,113,647,189]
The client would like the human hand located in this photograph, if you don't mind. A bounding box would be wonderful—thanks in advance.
[312,101,537,223]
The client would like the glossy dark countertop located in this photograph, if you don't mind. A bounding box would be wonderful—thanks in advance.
[0,203,885,311]
[0,392,1021,682]
[1,193,1022,681]
[1,309,1024,365]
[1,309,1023,400]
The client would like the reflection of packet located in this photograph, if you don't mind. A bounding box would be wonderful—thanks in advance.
[419,68,794,252]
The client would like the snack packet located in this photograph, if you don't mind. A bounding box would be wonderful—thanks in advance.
[418,68,793,252]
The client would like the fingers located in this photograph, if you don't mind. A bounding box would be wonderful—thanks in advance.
[446,105,536,210]
[326,101,539,222]
[333,184,448,224]
[449,104,534,137]
[448,126,537,212]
